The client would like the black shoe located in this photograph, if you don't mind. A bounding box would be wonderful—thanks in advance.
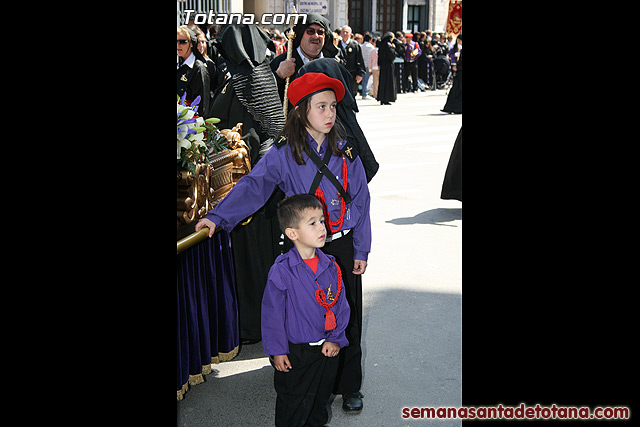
[342,392,363,412]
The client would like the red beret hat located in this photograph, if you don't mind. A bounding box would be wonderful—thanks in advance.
[287,72,345,106]
[404,32,413,38]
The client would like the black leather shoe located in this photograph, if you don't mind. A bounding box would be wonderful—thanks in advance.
[342,392,363,412]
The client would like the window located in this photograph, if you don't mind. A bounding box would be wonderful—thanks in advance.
[407,5,424,34]
[349,0,364,34]
[376,0,401,34]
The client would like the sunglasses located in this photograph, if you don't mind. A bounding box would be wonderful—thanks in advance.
[305,27,325,36]
[177,39,189,45]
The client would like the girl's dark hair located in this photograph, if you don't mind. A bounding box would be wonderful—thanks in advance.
[277,93,344,165]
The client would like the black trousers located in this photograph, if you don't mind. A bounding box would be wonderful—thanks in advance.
[404,61,418,91]
[285,232,363,395]
[274,343,339,427]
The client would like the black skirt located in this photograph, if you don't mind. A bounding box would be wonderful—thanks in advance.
[441,127,462,201]
[376,62,396,104]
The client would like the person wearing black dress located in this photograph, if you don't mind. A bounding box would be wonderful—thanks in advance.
[177,26,211,118]
[441,127,462,201]
[376,32,397,105]
[441,33,462,114]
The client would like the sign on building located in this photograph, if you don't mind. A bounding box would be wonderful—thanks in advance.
[298,0,328,15]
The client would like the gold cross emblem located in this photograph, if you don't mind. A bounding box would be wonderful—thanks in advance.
[326,284,335,301]
[344,146,353,159]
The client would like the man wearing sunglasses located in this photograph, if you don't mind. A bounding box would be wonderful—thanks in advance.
[270,13,340,104]
[177,26,211,118]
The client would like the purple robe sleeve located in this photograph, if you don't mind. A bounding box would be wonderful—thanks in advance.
[349,156,372,262]
[261,263,290,356]
[204,146,282,232]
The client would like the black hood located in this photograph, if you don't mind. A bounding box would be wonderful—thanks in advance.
[285,13,339,59]
[215,24,274,73]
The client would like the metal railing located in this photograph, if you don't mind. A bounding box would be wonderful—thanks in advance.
[177,227,218,254]
[177,216,252,254]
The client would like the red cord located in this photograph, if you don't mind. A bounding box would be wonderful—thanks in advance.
[314,258,343,330]
[314,155,348,234]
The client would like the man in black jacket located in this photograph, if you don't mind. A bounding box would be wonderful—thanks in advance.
[338,26,365,96]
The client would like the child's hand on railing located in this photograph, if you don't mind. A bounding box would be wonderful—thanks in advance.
[195,218,217,238]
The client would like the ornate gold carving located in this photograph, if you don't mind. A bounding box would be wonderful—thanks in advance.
[177,123,252,233]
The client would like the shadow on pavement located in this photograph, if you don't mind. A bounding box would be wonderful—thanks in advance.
[177,288,462,427]
[386,208,462,227]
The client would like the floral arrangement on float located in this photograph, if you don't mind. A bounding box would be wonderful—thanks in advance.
[177,93,230,175]
[176,93,252,232]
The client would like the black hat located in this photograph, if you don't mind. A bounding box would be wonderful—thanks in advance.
[285,13,338,59]
[291,13,331,48]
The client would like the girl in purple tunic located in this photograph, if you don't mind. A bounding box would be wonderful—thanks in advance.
[196,72,371,411]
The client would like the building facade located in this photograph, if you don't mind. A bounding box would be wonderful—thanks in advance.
[349,0,451,35]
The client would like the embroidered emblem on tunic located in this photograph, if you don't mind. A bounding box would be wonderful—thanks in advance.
[344,146,353,159]
[326,284,335,302]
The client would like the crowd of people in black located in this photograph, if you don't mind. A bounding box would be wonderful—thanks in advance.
[177,19,461,116]
[176,14,460,423]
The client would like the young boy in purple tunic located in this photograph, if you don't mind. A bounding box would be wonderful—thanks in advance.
[262,194,350,427]
[196,72,371,412]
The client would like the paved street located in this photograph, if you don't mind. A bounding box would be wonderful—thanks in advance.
[177,89,462,426]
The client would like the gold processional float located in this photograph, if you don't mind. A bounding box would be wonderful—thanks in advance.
[176,114,251,400]
[177,123,252,252]
[176,13,294,396]
[178,4,296,251]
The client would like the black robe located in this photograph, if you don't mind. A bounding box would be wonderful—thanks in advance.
[177,58,211,118]
[376,34,397,104]
[270,47,306,105]
[442,50,462,113]
[210,24,286,342]
[441,126,462,201]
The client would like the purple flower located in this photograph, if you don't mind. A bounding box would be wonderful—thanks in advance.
[191,95,201,114]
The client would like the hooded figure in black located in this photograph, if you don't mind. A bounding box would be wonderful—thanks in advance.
[269,13,341,103]
[209,24,286,343]
[441,33,462,114]
[297,58,379,182]
[376,32,397,105]
[177,26,212,118]
[212,24,285,163]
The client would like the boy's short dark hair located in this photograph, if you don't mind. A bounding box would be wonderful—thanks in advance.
[277,194,323,232]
